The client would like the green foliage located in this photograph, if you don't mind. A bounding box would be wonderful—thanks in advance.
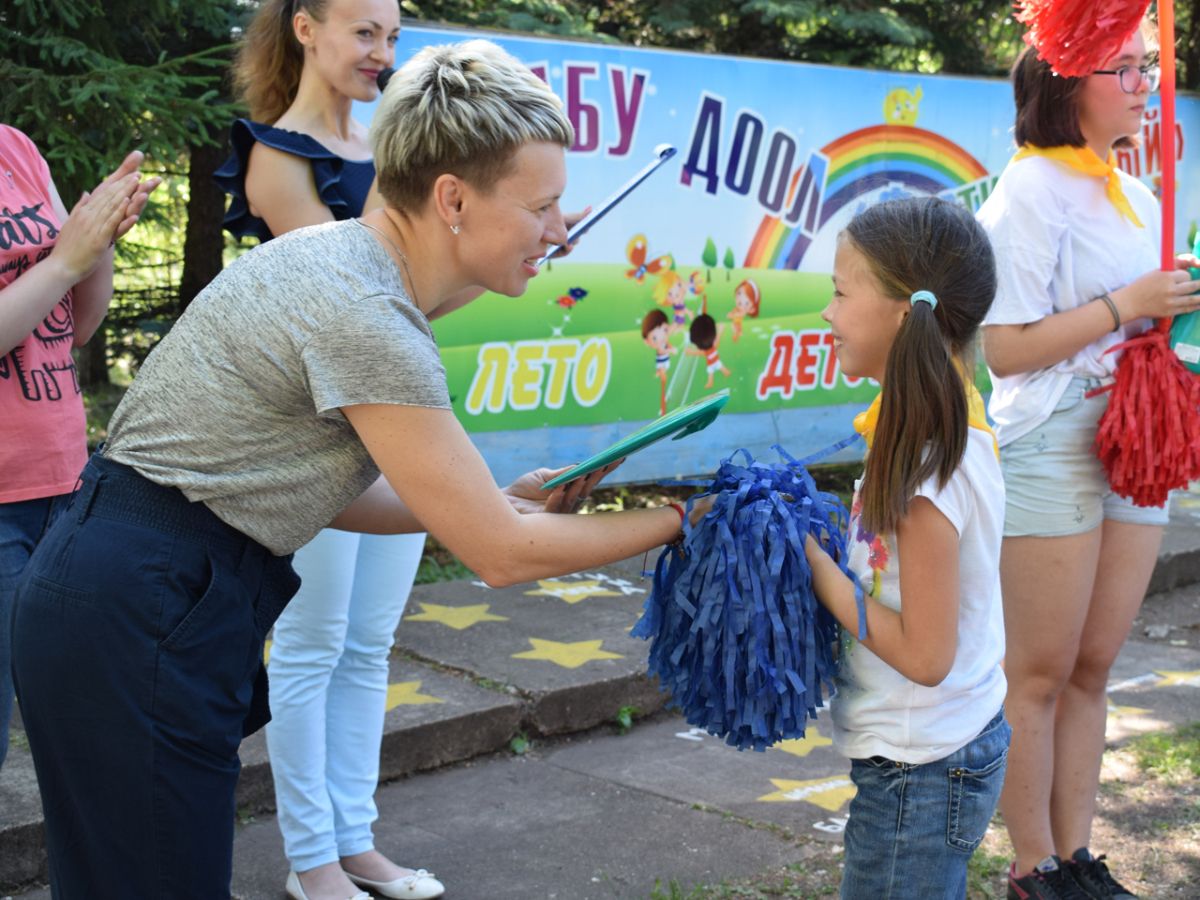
[415,553,474,584]
[615,705,639,733]
[509,731,531,754]
[402,0,609,39]
[1,0,247,381]
[414,536,474,583]
[966,847,1010,899]
[1128,721,1200,783]
[0,0,243,203]
[82,381,128,450]
[580,0,1023,76]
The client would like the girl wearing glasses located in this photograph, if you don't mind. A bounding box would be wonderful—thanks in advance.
[977,21,1200,900]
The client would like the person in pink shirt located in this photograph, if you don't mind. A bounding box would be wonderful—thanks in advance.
[0,124,158,768]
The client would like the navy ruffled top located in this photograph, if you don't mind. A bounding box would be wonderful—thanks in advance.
[214,118,376,242]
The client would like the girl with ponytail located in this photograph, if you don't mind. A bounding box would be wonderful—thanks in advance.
[804,196,1010,899]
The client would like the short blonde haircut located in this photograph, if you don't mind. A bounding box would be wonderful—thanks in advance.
[371,39,574,212]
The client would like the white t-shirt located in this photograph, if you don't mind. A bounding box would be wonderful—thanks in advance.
[976,155,1159,447]
[830,427,1007,765]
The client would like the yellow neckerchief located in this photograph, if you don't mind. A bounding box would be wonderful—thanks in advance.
[1012,144,1143,228]
[852,374,998,459]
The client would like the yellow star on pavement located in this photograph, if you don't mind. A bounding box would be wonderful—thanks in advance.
[405,602,509,630]
[524,579,623,604]
[757,776,856,811]
[773,729,833,758]
[386,681,444,711]
[1154,669,1200,688]
[512,638,624,669]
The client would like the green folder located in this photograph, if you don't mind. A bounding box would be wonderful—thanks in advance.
[1169,234,1200,374]
[541,389,731,490]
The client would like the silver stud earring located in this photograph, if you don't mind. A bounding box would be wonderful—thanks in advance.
[450,224,461,235]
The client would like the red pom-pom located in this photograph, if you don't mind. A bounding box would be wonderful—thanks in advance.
[1016,0,1153,77]
[1092,329,1200,508]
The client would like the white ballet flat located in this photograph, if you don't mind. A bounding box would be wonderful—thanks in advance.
[346,868,446,899]
[285,870,371,900]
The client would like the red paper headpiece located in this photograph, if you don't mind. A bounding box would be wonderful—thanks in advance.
[1015,0,1153,76]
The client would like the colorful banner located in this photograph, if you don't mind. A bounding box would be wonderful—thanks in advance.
[359,25,1200,485]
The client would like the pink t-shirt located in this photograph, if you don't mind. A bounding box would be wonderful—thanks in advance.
[0,124,87,503]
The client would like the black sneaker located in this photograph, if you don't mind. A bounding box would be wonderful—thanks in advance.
[1065,848,1138,899]
[1008,856,1092,900]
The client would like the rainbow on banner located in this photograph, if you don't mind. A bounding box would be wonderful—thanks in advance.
[745,124,989,270]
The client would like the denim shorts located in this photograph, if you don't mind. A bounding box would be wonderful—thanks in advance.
[840,707,1010,900]
[1000,376,1169,537]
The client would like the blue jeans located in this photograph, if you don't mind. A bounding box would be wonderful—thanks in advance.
[840,708,1010,900]
[11,453,299,898]
[267,528,424,871]
[0,492,71,770]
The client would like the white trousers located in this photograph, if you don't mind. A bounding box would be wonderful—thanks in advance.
[266,529,425,870]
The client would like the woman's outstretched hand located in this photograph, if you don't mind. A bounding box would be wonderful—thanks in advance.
[502,459,622,515]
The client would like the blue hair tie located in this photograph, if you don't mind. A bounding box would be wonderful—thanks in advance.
[910,290,938,309]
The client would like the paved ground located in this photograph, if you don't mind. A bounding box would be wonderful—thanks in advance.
[3,491,1200,899]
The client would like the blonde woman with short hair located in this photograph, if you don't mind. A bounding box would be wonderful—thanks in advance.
[12,40,689,900]
[217,1,443,897]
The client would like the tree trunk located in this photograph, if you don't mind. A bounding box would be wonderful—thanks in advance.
[179,132,230,311]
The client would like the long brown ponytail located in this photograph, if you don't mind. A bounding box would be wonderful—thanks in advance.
[231,0,328,123]
[845,197,996,534]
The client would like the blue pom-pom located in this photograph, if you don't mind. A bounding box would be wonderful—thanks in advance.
[632,446,860,751]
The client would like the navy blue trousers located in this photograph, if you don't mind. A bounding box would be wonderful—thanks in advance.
[11,453,299,899]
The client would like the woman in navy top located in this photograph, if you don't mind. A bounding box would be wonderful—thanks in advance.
[216,3,443,899]
[216,120,376,242]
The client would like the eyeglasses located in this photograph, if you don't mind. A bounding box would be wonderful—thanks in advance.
[1092,63,1161,93]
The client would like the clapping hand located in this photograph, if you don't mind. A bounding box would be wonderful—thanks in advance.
[100,149,161,242]
[51,150,162,282]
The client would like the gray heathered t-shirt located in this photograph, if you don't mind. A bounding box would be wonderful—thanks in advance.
[104,219,450,555]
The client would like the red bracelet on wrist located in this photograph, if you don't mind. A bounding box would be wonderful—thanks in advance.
[667,502,685,523]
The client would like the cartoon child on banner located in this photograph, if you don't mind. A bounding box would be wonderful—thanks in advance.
[654,268,692,333]
[687,313,730,389]
[642,308,676,415]
[727,278,761,342]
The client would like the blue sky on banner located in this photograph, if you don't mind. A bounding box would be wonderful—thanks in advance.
[357,25,1199,275]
